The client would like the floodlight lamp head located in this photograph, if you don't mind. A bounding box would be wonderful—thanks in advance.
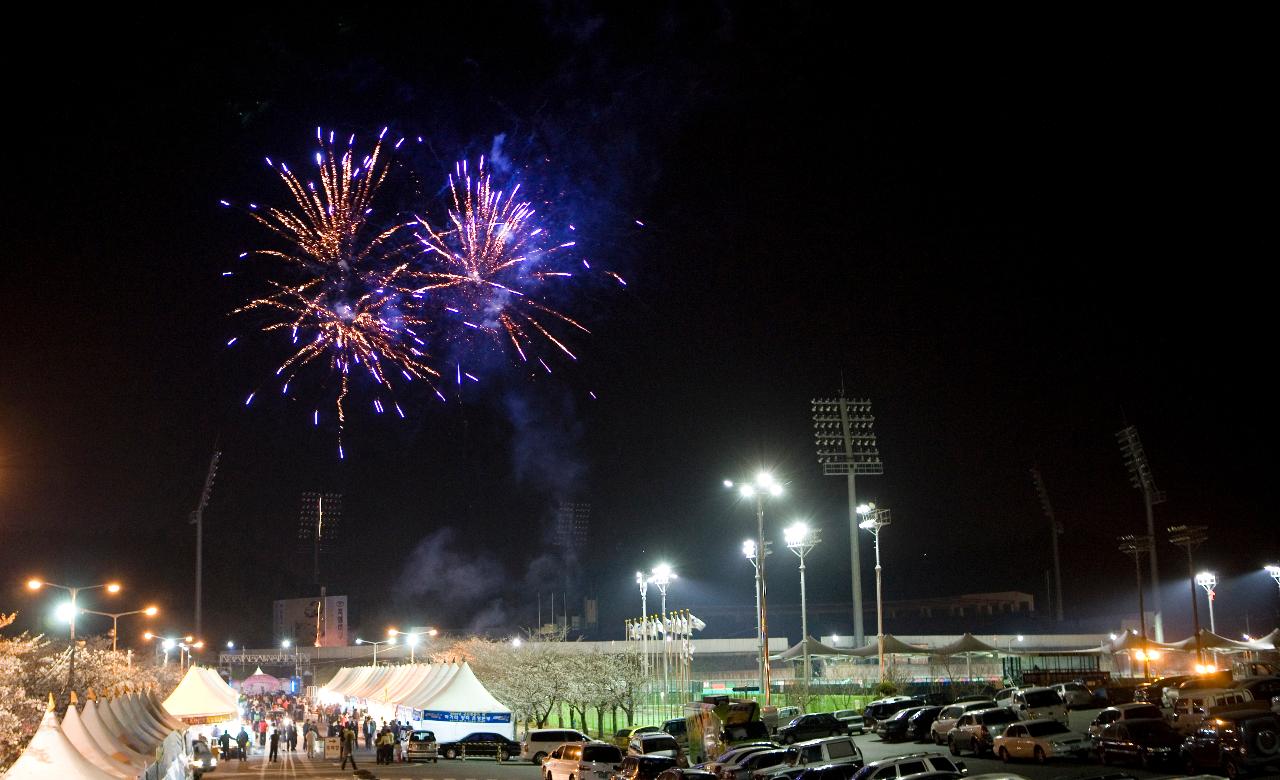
[144,606,158,616]
[858,518,876,531]
[388,628,399,637]
[742,539,757,559]
[281,639,291,648]
[739,484,756,498]
[355,639,364,645]
[650,563,675,585]
[723,479,733,489]
[784,522,809,546]
[407,633,419,646]
[755,471,774,487]
[162,639,176,650]
[106,583,121,593]
[26,579,42,590]
[1195,571,1217,588]
[54,602,77,623]
[1266,564,1280,577]
[769,484,783,497]
[856,503,874,516]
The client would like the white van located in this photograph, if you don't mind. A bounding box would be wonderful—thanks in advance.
[1170,688,1254,731]
[1010,687,1067,722]
[520,729,591,764]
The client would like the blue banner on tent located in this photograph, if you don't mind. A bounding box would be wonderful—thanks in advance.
[418,710,512,723]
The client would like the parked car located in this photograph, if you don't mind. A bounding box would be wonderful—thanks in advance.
[992,689,1018,710]
[905,707,944,742]
[656,769,718,780]
[783,736,864,772]
[1008,687,1067,723]
[1231,676,1280,706]
[1166,671,1233,708]
[875,707,929,742]
[615,727,663,748]
[863,698,925,726]
[522,729,592,764]
[930,702,996,746]
[851,752,967,779]
[406,730,439,763]
[630,733,683,762]
[778,714,847,744]
[832,710,866,735]
[992,719,1090,763]
[776,707,803,723]
[795,765,862,780]
[613,755,679,780]
[1171,688,1255,731]
[544,742,627,780]
[948,708,1019,756]
[1179,709,1280,778]
[440,732,523,761]
[664,718,689,748]
[1094,718,1182,769]
[1050,682,1093,709]
[190,740,217,779]
[701,743,778,773]
[1133,674,1190,705]
[720,749,792,780]
[1086,703,1163,739]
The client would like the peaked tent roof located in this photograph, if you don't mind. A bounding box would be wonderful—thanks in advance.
[846,634,933,657]
[162,665,239,722]
[79,699,149,769]
[770,636,862,661]
[1246,628,1279,650]
[932,633,1005,656]
[3,703,119,780]
[412,662,510,713]
[58,703,134,779]
[1168,629,1262,654]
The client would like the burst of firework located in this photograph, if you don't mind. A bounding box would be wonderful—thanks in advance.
[231,129,440,457]
[410,157,588,366]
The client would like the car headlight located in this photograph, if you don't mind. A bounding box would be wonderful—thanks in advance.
[1151,746,1171,753]
[192,759,204,767]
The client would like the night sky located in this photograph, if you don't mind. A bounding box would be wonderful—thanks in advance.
[2,8,1275,651]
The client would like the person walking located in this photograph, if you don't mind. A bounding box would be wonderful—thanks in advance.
[365,716,375,750]
[236,727,250,765]
[340,723,358,770]
[268,727,279,762]
[303,723,316,757]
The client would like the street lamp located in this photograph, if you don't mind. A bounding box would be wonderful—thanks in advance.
[80,606,159,652]
[145,632,196,667]
[857,503,892,680]
[649,564,676,711]
[1265,564,1280,594]
[725,471,784,704]
[1195,572,1218,636]
[281,639,300,677]
[25,579,122,641]
[388,627,437,663]
[1168,525,1208,665]
[742,539,772,697]
[1118,534,1153,678]
[784,521,821,702]
[636,572,650,676]
[355,636,395,667]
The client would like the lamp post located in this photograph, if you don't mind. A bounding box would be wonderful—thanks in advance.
[81,606,159,652]
[356,636,395,667]
[784,521,821,703]
[742,539,771,697]
[1118,534,1153,678]
[145,632,196,667]
[725,472,784,704]
[649,564,676,714]
[28,579,121,692]
[1266,565,1280,595]
[857,503,892,681]
[1195,572,1218,636]
[636,572,649,676]
[281,639,299,677]
[388,627,437,663]
[1168,525,1208,666]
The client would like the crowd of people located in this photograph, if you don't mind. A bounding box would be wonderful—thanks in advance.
[196,692,421,768]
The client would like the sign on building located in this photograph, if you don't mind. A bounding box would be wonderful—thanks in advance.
[273,595,348,647]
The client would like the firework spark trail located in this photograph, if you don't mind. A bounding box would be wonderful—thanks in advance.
[410,157,589,365]
[232,130,441,457]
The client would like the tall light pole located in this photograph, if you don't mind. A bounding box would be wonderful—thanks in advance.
[812,396,883,647]
[145,632,195,667]
[1031,468,1064,621]
[28,579,121,692]
[857,504,891,680]
[1195,572,1218,636]
[784,521,821,702]
[1117,534,1153,678]
[650,564,676,711]
[636,572,649,676]
[388,627,437,663]
[190,450,220,637]
[725,472,784,704]
[81,606,159,652]
[356,636,395,667]
[1265,565,1280,595]
[742,540,771,697]
[1168,524,1208,665]
[1118,426,1166,641]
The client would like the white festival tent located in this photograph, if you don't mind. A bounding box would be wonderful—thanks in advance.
[3,692,189,780]
[161,665,239,724]
[321,662,513,741]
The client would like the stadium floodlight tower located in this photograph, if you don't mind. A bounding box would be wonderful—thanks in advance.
[1267,564,1280,595]
[784,522,821,702]
[812,395,883,646]
[1168,524,1209,666]
[1117,426,1166,641]
[1031,468,1065,621]
[1117,534,1153,678]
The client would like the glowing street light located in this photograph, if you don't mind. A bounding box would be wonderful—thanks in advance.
[784,521,821,702]
[1265,564,1280,594]
[145,632,197,667]
[742,538,771,697]
[356,636,395,667]
[725,471,784,703]
[858,503,892,680]
[388,627,438,663]
[649,564,677,703]
[80,606,159,652]
[635,572,650,676]
[1195,572,1218,636]
[25,579,121,641]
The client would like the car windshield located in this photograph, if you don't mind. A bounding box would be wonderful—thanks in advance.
[726,722,770,741]
[1127,721,1173,739]
[1063,683,1086,692]
[410,731,435,741]
[1127,706,1161,719]
[1022,691,1061,707]
[983,710,1018,725]
[644,736,678,752]
[1025,721,1071,737]
[584,745,624,763]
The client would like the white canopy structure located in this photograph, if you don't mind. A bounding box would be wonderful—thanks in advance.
[162,666,239,724]
[3,700,118,780]
[239,666,283,695]
[321,662,512,741]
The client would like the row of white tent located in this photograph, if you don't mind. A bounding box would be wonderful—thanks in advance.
[320,662,512,741]
[773,628,1280,662]
[4,667,240,780]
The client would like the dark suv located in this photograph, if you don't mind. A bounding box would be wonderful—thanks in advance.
[862,698,925,726]
[777,714,846,744]
[1181,710,1280,778]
